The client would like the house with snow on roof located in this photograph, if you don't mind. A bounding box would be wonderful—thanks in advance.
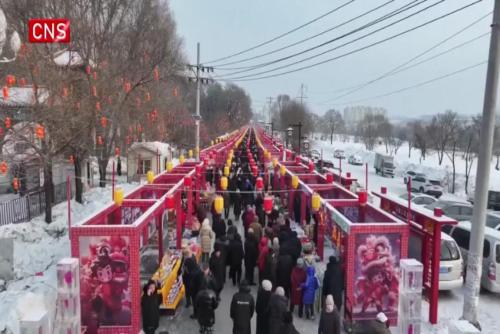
[127,141,174,183]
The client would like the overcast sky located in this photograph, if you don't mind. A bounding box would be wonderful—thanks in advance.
[169,0,495,118]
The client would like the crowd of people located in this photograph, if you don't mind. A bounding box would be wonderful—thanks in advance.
[141,134,392,334]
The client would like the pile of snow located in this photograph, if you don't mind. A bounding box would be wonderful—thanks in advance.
[0,182,134,334]
[129,141,173,155]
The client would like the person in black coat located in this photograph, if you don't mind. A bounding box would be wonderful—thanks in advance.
[293,194,301,224]
[233,190,242,220]
[182,253,196,308]
[141,280,160,334]
[281,311,300,334]
[289,232,303,264]
[209,245,226,299]
[195,288,218,331]
[322,256,344,310]
[230,280,255,334]
[276,251,294,298]
[256,280,273,334]
[244,229,259,285]
[186,259,205,319]
[267,287,288,334]
[212,218,226,240]
[229,233,244,286]
[318,295,341,334]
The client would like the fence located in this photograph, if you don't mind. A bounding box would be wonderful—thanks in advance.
[0,180,75,226]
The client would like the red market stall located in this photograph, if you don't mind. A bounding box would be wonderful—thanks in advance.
[69,130,245,334]
[373,187,458,324]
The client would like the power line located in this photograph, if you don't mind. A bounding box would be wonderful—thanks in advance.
[217,0,484,82]
[215,0,435,76]
[213,0,397,68]
[330,60,487,106]
[204,0,357,65]
[321,10,492,104]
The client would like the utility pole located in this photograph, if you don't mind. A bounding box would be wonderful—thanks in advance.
[195,43,201,161]
[267,97,273,124]
[298,83,308,105]
[187,43,213,161]
[462,1,500,329]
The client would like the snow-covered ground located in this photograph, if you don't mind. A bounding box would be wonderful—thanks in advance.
[313,137,500,334]
[313,136,500,202]
[0,183,135,334]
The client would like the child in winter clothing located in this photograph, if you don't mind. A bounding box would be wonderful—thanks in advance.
[301,266,320,320]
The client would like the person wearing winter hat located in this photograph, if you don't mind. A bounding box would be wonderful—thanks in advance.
[200,219,214,263]
[267,286,288,334]
[318,294,341,334]
[376,312,389,328]
[256,280,273,334]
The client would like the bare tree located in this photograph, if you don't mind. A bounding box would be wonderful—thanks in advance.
[427,110,459,165]
[378,117,393,154]
[412,121,428,163]
[461,117,481,194]
[357,113,385,151]
[322,109,344,144]
[444,116,462,194]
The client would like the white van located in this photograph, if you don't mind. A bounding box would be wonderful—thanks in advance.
[443,221,500,293]
[409,231,463,290]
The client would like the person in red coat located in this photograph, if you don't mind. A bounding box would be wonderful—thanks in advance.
[290,258,307,318]
[257,236,270,283]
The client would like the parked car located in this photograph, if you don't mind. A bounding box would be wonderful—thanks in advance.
[410,175,443,197]
[309,149,321,161]
[334,149,346,159]
[403,170,425,184]
[373,153,395,178]
[316,159,335,169]
[468,190,500,211]
[425,200,474,221]
[408,231,463,290]
[443,221,500,293]
[348,154,363,165]
[399,193,437,206]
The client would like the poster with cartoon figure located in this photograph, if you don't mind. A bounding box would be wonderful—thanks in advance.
[353,233,401,320]
[79,236,131,327]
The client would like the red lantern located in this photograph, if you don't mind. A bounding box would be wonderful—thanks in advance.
[0,161,8,175]
[358,191,368,206]
[3,86,9,99]
[123,82,131,93]
[154,66,160,81]
[96,101,101,111]
[85,65,91,74]
[166,195,175,210]
[115,147,120,156]
[62,87,69,97]
[184,176,192,187]
[100,116,107,128]
[6,75,16,87]
[69,155,75,164]
[326,173,334,183]
[12,177,19,191]
[92,85,97,97]
[5,117,11,129]
[97,136,103,145]
[308,161,315,173]
[35,125,45,139]
[252,165,258,177]
[256,177,264,191]
[126,136,131,145]
[173,87,178,97]
[264,196,273,214]
[92,72,97,80]
[145,92,151,101]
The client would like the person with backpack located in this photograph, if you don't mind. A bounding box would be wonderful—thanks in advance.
[301,266,320,320]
